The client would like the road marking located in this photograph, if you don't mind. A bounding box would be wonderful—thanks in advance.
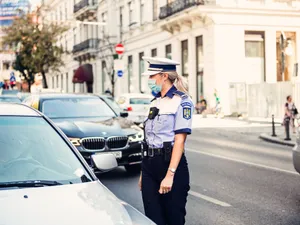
[189,190,231,207]
[186,148,299,175]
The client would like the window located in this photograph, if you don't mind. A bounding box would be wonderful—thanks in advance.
[120,6,124,40]
[42,98,116,119]
[245,31,265,82]
[0,116,92,184]
[181,40,188,77]
[61,75,63,91]
[66,72,68,92]
[129,98,152,105]
[276,31,296,82]
[128,1,133,25]
[166,44,172,59]
[139,52,145,92]
[153,0,158,21]
[196,36,204,102]
[73,28,76,46]
[151,48,157,57]
[128,55,133,92]
[140,1,144,25]
[102,12,107,35]
[56,75,59,88]
[101,60,106,92]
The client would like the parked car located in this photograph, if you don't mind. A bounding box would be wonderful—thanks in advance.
[23,93,143,173]
[0,95,22,103]
[0,102,155,225]
[117,93,153,125]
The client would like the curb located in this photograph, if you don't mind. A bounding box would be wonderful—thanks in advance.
[259,133,296,147]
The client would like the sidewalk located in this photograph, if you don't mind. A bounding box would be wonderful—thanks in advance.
[259,126,297,147]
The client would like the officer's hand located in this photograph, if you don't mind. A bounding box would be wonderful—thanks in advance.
[138,174,142,191]
[159,175,174,194]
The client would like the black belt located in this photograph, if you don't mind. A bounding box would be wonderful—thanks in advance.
[144,147,164,157]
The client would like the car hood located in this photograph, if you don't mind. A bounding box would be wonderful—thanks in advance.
[0,181,134,225]
[51,117,141,138]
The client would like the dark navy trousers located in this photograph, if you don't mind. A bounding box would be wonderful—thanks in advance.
[141,154,190,225]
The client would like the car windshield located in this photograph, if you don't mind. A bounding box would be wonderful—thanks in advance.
[129,98,152,105]
[42,97,116,119]
[104,97,121,114]
[0,97,21,103]
[0,116,92,185]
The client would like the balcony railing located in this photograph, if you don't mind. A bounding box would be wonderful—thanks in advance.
[74,0,97,14]
[72,39,100,54]
[159,0,204,19]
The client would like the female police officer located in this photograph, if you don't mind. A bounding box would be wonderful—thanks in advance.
[138,57,193,225]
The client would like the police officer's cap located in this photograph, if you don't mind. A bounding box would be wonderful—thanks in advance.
[142,57,180,76]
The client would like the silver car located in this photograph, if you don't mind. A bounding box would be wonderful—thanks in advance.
[0,103,154,225]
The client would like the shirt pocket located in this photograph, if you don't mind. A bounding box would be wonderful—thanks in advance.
[154,114,175,134]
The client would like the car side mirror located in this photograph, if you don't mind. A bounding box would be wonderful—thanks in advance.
[120,112,129,118]
[91,154,118,172]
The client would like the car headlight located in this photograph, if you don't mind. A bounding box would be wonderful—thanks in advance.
[128,131,144,143]
[121,201,155,225]
[69,138,81,146]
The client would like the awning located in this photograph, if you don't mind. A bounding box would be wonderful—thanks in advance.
[72,64,94,84]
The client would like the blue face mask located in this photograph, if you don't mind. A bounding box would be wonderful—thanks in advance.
[148,79,162,94]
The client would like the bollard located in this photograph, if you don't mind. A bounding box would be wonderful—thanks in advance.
[284,117,291,141]
[271,114,277,137]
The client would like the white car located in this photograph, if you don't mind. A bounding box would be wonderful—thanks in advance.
[117,93,153,124]
[0,103,154,225]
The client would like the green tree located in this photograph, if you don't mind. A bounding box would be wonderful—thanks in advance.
[2,8,68,90]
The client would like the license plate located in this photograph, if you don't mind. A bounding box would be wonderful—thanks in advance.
[96,151,122,159]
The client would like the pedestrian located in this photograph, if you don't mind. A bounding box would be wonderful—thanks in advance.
[284,95,298,133]
[138,57,193,225]
[30,74,43,94]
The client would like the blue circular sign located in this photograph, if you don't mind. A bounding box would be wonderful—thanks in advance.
[117,70,123,77]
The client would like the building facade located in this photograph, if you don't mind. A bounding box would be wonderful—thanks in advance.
[46,0,300,115]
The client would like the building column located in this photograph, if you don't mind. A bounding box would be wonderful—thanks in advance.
[172,38,181,72]
[265,30,277,83]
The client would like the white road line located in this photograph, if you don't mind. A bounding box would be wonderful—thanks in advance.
[189,191,231,207]
[186,148,299,176]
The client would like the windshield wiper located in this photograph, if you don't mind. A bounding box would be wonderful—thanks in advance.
[0,180,63,188]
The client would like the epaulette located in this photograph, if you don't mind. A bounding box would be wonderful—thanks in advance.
[173,90,188,99]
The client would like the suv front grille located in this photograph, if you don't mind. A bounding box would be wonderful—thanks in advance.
[81,138,105,150]
[107,136,128,149]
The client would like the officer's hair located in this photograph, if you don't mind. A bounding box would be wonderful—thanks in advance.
[167,71,189,93]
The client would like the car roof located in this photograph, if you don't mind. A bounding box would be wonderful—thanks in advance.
[31,93,100,100]
[0,103,41,116]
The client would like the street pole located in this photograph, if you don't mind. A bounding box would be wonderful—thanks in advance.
[284,117,291,141]
[271,114,277,137]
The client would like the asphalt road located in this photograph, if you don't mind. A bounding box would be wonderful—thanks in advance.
[99,125,300,225]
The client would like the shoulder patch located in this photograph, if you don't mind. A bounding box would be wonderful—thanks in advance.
[181,100,192,120]
[174,90,188,99]
[181,102,192,108]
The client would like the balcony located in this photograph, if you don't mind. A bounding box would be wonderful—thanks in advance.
[159,0,204,20]
[72,38,100,61]
[74,0,98,21]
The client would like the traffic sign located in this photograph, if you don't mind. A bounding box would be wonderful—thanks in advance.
[115,43,124,55]
[117,70,123,77]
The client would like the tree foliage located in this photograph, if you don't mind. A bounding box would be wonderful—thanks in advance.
[2,8,69,89]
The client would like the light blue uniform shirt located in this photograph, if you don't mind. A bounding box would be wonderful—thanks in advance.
[144,86,194,148]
